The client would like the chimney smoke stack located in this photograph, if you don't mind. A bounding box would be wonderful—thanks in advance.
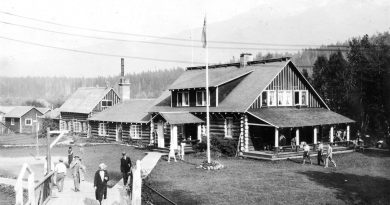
[118,58,131,102]
[240,53,253,68]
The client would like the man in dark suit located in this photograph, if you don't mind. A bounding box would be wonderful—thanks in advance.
[94,163,109,205]
[120,152,132,185]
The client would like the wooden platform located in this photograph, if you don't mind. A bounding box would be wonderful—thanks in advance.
[242,146,353,161]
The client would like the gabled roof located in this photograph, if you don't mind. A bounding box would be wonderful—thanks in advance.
[37,107,50,114]
[60,87,115,114]
[4,106,43,118]
[89,99,155,123]
[157,112,204,124]
[0,106,16,114]
[150,61,289,113]
[168,66,254,90]
[43,108,61,119]
[248,108,355,128]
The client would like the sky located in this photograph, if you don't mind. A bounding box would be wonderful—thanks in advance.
[0,0,389,77]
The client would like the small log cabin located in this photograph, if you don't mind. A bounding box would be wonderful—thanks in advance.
[88,99,155,143]
[59,87,120,137]
[4,106,44,134]
[149,54,355,158]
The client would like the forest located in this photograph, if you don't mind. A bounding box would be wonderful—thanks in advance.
[0,32,389,137]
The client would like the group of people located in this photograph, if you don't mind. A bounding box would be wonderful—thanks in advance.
[302,142,337,168]
[50,147,111,205]
[167,143,186,162]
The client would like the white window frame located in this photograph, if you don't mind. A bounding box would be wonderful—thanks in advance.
[294,90,309,106]
[73,121,82,132]
[130,124,142,139]
[177,91,189,107]
[268,90,277,106]
[25,118,32,126]
[278,90,284,106]
[196,91,206,106]
[101,100,113,109]
[98,123,107,136]
[225,117,233,138]
[11,118,15,125]
[301,90,308,106]
[285,90,293,106]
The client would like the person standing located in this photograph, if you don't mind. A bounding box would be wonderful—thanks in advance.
[325,143,337,168]
[167,146,177,162]
[317,141,324,165]
[54,159,67,192]
[94,163,109,205]
[302,142,312,165]
[70,155,82,192]
[68,147,73,165]
[120,152,132,185]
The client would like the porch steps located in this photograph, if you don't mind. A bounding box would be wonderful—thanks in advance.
[242,146,353,161]
[152,145,195,154]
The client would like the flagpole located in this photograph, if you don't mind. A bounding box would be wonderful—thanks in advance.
[204,19,211,164]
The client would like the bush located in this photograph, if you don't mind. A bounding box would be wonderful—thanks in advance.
[210,137,238,157]
[193,142,207,152]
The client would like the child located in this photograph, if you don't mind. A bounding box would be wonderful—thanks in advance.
[167,147,177,163]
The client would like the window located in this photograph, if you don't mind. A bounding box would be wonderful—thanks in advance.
[278,90,284,106]
[25,118,32,126]
[261,91,268,107]
[294,90,308,106]
[225,117,233,138]
[73,122,81,132]
[177,91,189,106]
[60,120,67,130]
[102,100,113,109]
[11,118,15,125]
[301,90,308,106]
[196,91,206,106]
[130,125,142,139]
[98,123,107,136]
[294,91,300,105]
[285,91,292,106]
[268,90,276,106]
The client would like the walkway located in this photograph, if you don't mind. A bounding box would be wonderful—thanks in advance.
[47,151,164,205]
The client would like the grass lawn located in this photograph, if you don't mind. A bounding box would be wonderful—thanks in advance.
[0,133,63,145]
[146,151,390,205]
[0,144,147,185]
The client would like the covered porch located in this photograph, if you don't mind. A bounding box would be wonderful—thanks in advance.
[151,112,204,150]
[242,108,355,160]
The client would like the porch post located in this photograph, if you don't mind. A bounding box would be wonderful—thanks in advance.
[170,125,178,149]
[150,120,154,144]
[240,115,244,153]
[197,124,202,143]
[274,128,279,148]
[295,129,300,146]
[330,126,334,143]
[244,115,249,152]
[313,127,317,144]
[115,123,119,142]
[346,125,350,141]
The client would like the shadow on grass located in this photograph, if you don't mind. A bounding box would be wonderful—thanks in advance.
[144,180,202,205]
[297,170,390,204]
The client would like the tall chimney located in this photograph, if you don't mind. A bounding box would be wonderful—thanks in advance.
[240,53,253,68]
[118,58,131,102]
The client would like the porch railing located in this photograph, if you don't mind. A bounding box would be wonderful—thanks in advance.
[273,141,352,155]
[34,171,54,205]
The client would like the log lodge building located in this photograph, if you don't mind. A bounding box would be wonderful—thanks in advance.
[61,55,354,159]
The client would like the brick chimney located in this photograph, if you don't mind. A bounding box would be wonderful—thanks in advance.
[118,58,131,102]
[240,53,253,68]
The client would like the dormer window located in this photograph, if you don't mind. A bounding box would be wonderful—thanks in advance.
[177,91,189,106]
[102,100,113,109]
[268,90,277,106]
[196,91,206,106]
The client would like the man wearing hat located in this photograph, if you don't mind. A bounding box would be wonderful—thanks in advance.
[120,151,132,185]
[54,158,67,192]
[70,155,82,192]
[94,163,109,205]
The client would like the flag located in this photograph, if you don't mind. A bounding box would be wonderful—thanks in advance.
[201,16,207,48]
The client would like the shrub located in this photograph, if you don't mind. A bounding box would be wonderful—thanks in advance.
[210,137,238,157]
[192,142,207,152]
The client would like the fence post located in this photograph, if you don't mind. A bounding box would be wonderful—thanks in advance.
[132,160,142,205]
